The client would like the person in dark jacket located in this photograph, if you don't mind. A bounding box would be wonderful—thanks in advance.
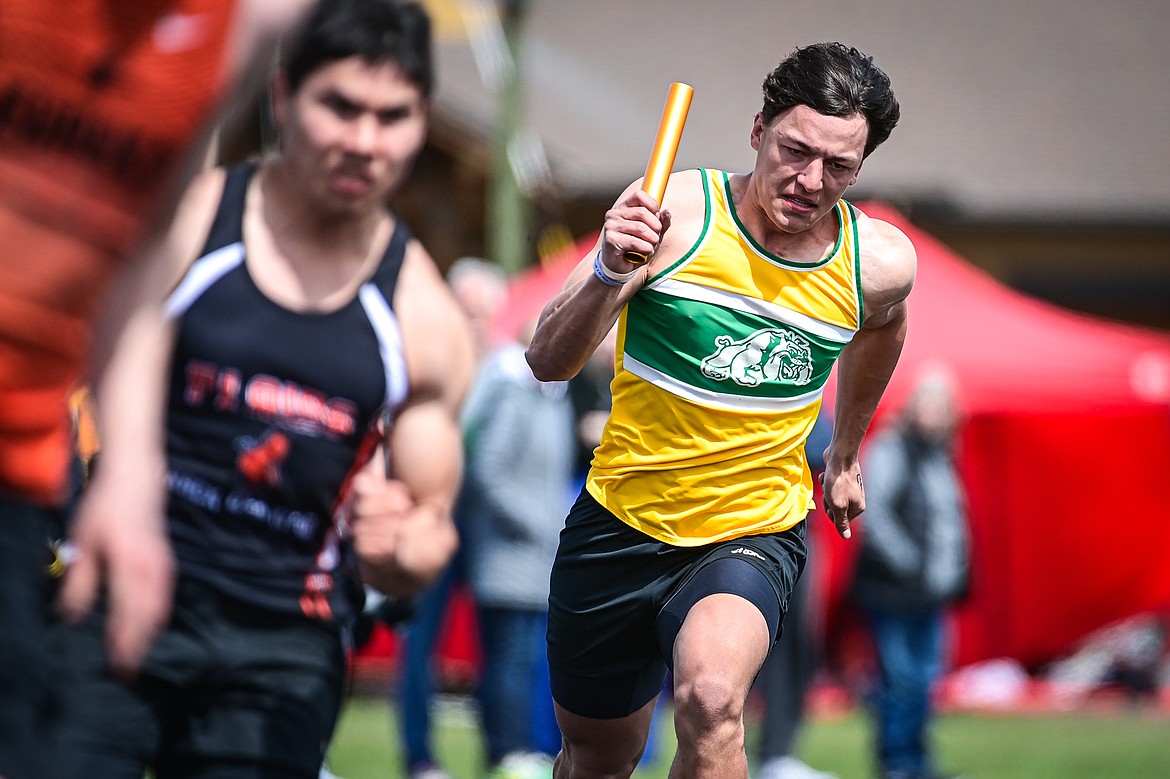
[851,365,970,779]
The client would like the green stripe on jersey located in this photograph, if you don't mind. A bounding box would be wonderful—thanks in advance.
[624,288,846,401]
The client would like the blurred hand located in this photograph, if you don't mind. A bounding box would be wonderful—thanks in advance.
[347,450,458,598]
[347,465,413,572]
[59,466,174,676]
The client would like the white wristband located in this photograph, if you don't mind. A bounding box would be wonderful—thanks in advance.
[593,251,639,287]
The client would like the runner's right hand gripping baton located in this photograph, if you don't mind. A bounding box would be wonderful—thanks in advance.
[624,81,694,265]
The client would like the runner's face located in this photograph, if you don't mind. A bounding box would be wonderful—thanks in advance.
[276,57,428,213]
[749,105,868,233]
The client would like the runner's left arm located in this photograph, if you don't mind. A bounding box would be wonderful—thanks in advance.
[822,217,916,540]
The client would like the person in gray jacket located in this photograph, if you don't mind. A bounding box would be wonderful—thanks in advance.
[850,365,970,779]
[461,321,575,777]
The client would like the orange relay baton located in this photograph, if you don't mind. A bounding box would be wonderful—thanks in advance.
[624,81,694,265]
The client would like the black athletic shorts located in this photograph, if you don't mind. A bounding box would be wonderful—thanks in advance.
[547,489,807,719]
[52,578,346,779]
[0,495,65,779]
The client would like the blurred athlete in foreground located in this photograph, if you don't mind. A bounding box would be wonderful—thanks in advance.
[0,2,310,776]
[54,1,473,776]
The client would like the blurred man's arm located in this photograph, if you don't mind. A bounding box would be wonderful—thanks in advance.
[349,243,475,597]
[59,167,226,673]
[58,222,181,675]
[56,3,313,673]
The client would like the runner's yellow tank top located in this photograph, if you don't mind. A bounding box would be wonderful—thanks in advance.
[586,169,863,546]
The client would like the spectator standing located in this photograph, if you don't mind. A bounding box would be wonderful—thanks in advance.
[461,320,575,779]
[850,366,970,779]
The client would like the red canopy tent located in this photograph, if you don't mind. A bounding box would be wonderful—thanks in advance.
[494,203,1170,669]
[847,203,1170,667]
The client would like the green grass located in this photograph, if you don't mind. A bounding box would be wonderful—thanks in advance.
[795,708,1170,779]
[325,693,1170,779]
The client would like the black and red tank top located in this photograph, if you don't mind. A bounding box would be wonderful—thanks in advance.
[163,165,410,625]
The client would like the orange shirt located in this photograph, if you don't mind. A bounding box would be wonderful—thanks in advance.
[0,0,238,504]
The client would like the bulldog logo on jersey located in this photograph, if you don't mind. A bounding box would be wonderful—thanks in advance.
[235,429,290,487]
[700,327,814,388]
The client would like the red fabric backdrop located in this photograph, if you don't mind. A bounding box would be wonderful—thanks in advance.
[824,203,1170,668]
